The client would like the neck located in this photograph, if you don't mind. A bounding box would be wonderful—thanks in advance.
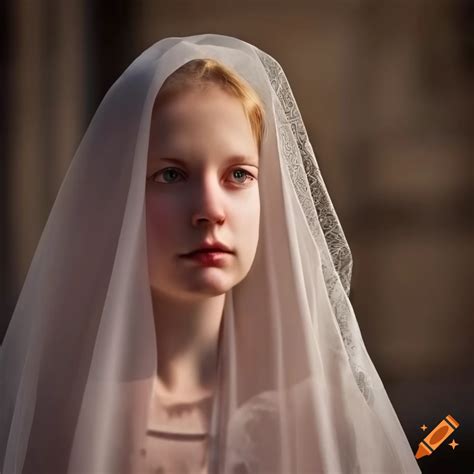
[150,287,225,399]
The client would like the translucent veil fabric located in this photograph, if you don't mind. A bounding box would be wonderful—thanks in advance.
[0,34,421,473]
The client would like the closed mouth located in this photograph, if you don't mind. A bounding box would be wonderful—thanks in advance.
[185,249,230,256]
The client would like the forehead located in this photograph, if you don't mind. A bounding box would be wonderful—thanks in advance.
[148,87,258,163]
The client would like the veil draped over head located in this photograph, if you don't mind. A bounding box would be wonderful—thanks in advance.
[0,34,420,473]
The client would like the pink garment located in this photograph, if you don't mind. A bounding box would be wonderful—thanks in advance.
[137,376,212,473]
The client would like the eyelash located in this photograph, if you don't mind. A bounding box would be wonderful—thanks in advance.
[150,167,256,186]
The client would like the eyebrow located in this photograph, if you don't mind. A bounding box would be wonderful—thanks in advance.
[159,155,259,167]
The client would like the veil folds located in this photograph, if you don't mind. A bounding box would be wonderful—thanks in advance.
[0,34,420,473]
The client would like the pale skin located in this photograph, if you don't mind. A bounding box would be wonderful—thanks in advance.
[145,84,261,409]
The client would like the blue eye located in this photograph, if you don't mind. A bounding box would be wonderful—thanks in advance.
[150,167,256,185]
[231,168,255,184]
[152,168,185,184]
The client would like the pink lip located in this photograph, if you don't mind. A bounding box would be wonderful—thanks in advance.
[183,239,233,255]
[181,250,231,267]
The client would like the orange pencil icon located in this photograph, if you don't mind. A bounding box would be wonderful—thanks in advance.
[415,414,459,459]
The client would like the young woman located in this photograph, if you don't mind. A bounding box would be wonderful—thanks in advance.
[143,58,263,472]
[0,34,421,473]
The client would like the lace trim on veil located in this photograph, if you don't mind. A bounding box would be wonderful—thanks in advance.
[256,49,374,406]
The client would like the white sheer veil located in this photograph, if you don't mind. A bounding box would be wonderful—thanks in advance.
[0,33,421,473]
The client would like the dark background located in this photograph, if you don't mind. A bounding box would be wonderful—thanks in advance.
[1,1,473,472]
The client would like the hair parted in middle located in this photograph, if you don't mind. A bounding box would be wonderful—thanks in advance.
[154,58,266,152]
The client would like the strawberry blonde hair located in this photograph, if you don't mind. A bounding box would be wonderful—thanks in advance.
[154,58,266,151]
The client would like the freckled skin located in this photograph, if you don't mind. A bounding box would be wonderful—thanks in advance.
[145,85,260,302]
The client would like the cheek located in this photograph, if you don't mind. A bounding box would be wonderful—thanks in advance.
[235,191,260,236]
[145,194,181,247]
[243,190,260,222]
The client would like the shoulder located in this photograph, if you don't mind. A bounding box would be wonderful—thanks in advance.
[225,389,280,472]
[225,380,313,472]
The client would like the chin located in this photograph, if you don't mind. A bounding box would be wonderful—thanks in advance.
[183,273,238,297]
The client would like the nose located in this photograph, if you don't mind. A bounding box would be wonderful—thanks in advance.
[191,174,226,227]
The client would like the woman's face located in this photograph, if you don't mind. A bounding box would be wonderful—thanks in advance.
[146,85,260,301]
